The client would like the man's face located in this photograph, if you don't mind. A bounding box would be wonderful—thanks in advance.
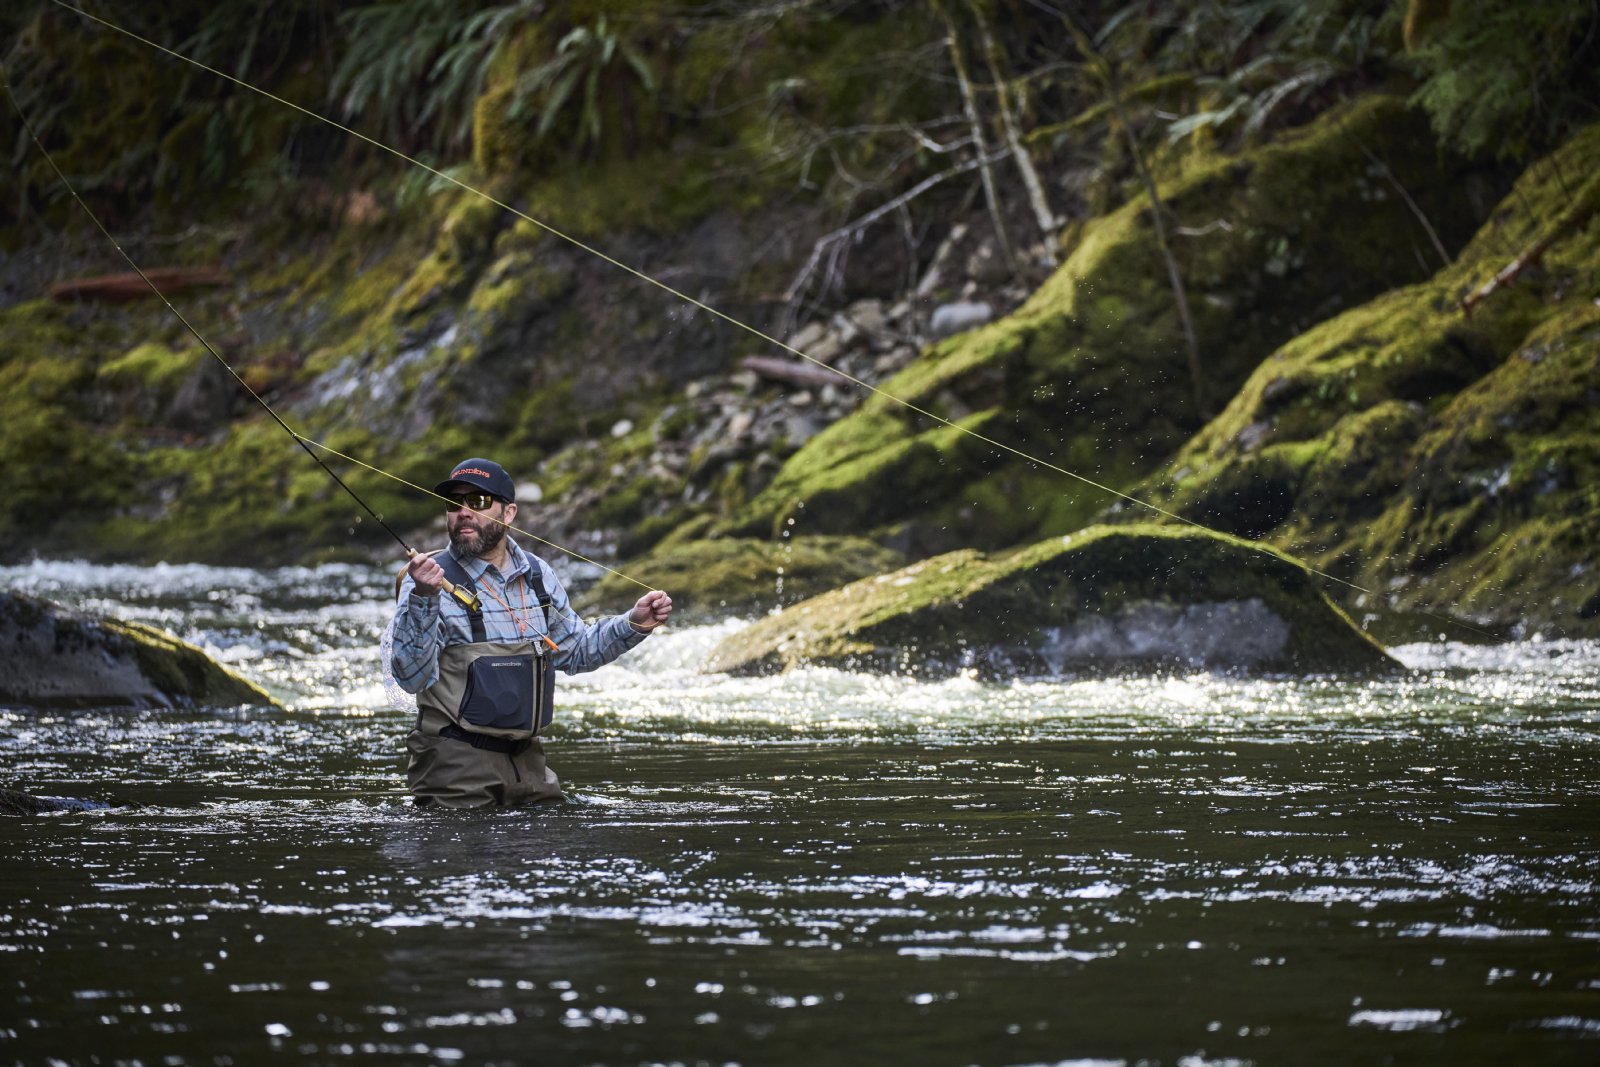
[445,490,515,560]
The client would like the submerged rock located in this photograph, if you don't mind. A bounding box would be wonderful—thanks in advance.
[704,525,1399,677]
[0,787,112,816]
[0,590,279,710]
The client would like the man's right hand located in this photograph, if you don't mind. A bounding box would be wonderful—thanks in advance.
[407,552,444,598]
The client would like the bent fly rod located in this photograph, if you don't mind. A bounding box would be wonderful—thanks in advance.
[1,68,486,614]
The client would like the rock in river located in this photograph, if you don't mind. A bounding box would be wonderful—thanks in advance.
[704,524,1400,677]
[0,590,279,710]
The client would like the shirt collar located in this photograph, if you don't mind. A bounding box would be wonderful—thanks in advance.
[446,539,530,583]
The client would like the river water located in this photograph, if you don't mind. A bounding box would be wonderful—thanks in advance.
[2,559,1597,1066]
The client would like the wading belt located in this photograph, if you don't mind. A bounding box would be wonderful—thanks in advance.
[439,722,525,755]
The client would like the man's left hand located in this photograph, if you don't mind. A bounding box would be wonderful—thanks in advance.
[628,590,673,633]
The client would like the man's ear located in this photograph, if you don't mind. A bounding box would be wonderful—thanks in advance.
[504,502,518,524]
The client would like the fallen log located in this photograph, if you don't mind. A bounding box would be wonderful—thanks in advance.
[740,354,840,390]
[48,265,232,303]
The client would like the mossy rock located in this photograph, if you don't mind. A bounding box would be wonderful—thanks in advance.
[720,92,1498,553]
[1127,122,1600,634]
[576,534,905,623]
[703,524,1398,678]
[0,590,280,710]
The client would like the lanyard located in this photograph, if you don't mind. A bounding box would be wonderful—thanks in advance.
[478,572,532,637]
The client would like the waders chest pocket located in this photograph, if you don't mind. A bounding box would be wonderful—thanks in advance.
[459,654,537,732]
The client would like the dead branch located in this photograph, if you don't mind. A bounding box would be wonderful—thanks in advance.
[1359,144,1450,270]
[48,265,232,303]
[1460,171,1600,315]
[740,355,842,389]
[781,150,1008,322]
[932,0,1016,275]
[969,0,1057,252]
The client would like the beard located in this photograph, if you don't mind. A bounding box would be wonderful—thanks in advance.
[449,516,506,560]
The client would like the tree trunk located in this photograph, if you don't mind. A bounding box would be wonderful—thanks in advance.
[931,0,1016,275]
[968,0,1056,255]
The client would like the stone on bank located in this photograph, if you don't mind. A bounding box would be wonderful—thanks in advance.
[703,525,1399,677]
[0,590,279,710]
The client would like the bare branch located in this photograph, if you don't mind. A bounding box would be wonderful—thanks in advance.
[969,0,1058,251]
[932,0,1016,275]
[782,150,1011,312]
[740,354,841,389]
[1358,144,1450,270]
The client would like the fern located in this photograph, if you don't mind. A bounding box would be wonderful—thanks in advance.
[330,0,471,155]
[505,16,659,157]
[1095,0,1389,146]
[1407,0,1600,160]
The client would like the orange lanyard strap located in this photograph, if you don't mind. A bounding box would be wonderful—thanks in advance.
[478,575,530,635]
[479,572,561,652]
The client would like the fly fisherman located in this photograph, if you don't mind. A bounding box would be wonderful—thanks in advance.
[389,458,672,807]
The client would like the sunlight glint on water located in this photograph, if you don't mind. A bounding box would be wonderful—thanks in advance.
[2,559,1597,1065]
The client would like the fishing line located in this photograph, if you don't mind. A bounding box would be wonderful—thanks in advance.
[25,2,1501,639]
[1,67,653,600]
[33,0,1201,520]
[295,436,652,590]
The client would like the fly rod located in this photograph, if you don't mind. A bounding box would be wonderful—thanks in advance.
[2,68,484,613]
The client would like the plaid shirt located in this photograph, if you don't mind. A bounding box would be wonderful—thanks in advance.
[390,538,646,694]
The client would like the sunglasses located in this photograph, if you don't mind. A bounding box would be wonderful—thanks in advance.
[444,492,501,513]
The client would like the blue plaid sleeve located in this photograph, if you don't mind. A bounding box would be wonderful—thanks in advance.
[537,559,649,674]
[390,573,444,694]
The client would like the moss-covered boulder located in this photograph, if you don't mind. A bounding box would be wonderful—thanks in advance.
[717,94,1499,555]
[703,524,1398,678]
[0,591,279,710]
[576,534,904,622]
[1124,122,1600,635]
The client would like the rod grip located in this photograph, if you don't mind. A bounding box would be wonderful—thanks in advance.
[407,549,482,612]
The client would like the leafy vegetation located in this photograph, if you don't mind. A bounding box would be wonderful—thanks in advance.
[1,0,1596,638]
[1404,0,1600,160]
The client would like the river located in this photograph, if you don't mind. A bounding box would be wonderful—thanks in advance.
[2,559,1597,1066]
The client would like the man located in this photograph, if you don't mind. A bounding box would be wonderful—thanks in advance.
[390,457,672,807]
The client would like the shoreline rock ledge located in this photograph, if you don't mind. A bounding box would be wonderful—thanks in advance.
[703,524,1400,678]
[0,590,279,710]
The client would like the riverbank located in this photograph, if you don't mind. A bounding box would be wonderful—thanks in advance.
[3,3,1595,642]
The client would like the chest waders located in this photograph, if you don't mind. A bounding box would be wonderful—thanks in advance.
[406,552,565,807]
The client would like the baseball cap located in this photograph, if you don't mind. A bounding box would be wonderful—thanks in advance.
[434,458,515,502]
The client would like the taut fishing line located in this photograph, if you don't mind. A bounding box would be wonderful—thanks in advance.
[12,2,1503,640]
[0,67,651,600]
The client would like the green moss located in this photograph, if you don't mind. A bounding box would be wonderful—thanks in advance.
[116,617,279,708]
[517,150,723,238]
[1129,121,1600,634]
[728,93,1492,555]
[0,302,149,553]
[466,237,569,324]
[98,341,205,392]
[387,190,510,323]
[726,409,1006,539]
[704,524,1397,677]
[471,24,558,178]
